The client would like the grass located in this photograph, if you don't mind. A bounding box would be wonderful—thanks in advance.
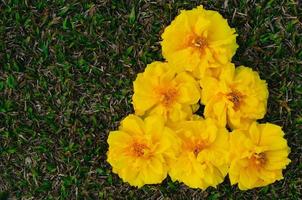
[0,0,301,199]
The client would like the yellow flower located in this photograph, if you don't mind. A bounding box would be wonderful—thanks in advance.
[169,118,229,189]
[201,65,268,129]
[132,61,200,122]
[229,122,291,190]
[107,114,178,187]
[161,5,238,78]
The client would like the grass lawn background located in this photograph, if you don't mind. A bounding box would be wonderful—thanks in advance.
[0,0,301,199]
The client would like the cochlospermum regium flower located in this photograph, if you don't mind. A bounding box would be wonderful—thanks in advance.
[169,118,229,189]
[107,114,178,187]
[229,122,291,190]
[200,65,268,129]
[161,5,238,78]
[132,61,200,123]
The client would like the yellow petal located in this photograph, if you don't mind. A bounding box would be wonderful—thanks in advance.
[120,115,145,135]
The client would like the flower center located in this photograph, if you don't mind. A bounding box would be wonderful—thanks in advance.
[132,143,148,157]
[158,87,179,107]
[227,90,244,111]
[192,142,206,157]
[192,36,208,49]
[250,152,267,168]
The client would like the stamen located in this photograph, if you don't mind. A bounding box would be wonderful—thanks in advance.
[193,37,207,49]
[251,152,267,167]
[255,153,266,165]
[132,143,148,157]
[192,142,205,157]
[158,87,179,107]
[227,91,244,111]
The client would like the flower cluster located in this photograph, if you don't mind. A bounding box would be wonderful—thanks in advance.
[107,5,290,190]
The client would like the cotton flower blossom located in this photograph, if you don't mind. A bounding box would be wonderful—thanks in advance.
[132,61,200,123]
[107,114,178,187]
[161,5,238,78]
[201,65,268,129]
[229,122,291,190]
[169,118,229,189]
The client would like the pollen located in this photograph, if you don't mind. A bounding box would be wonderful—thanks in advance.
[227,90,244,111]
[132,143,149,157]
[192,36,208,49]
[157,86,179,107]
[251,152,267,168]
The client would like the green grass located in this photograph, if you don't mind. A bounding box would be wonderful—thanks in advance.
[0,0,301,199]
